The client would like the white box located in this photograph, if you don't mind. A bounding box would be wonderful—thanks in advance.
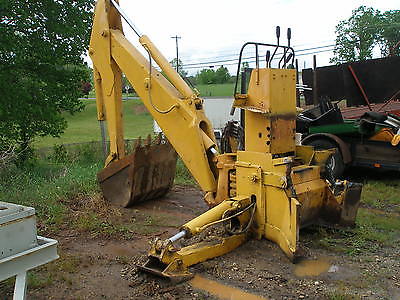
[0,202,38,260]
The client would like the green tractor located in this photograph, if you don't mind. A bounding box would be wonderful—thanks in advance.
[297,98,400,178]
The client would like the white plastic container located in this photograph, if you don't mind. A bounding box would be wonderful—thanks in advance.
[0,202,38,259]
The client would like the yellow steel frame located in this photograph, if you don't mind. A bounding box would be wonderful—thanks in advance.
[89,0,218,201]
[90,0,362,280]
[139,68,360,279]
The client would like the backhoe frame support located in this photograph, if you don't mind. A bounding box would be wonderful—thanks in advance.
[89,0,363,279]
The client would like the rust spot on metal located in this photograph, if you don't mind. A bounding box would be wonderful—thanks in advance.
[270,113,298,121]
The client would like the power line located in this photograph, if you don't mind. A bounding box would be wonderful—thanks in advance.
[183,48,335,70]
[183,45,334,67]
[181,44,335,69]
[179,41,336,63]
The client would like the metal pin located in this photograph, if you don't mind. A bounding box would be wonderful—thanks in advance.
[169,230,186,243]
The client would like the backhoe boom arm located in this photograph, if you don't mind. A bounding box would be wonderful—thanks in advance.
[89,0,218,200]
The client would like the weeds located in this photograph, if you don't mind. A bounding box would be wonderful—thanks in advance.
[328,291,359,300]
[361,179,400,211]
[0,145,101,234]
[301,174,400,256]
[73,209,176,238]
[28,272,54,289]
[309,207,400,255]
[175,158,196,186]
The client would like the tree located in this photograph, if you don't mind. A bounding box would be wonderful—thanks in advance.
[214,66,231,84]
[331,6,380,64]
[170,58,188,77]
[195,66,231,85]
[378,10,400,56]
[331,6,400,64]
[0,0,94,160]
[81,81,92,97]
[196,68,216,84]
[122,74,136,94]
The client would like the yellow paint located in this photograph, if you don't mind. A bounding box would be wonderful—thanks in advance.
[90,0,218,197]
[242,69,297,155]
[190,275,267,300]
[294,257,331,277]
[90,0,362,279]
[370,128,394,143]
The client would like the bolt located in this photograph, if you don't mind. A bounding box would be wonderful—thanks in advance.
[249,174,259,183]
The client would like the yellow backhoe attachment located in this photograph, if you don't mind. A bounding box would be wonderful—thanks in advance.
[138,60,362,280]
[139,198,252,280]
[89,1,363,280]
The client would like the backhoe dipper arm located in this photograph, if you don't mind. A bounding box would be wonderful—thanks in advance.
[89,0,218,200]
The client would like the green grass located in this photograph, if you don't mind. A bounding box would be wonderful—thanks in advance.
[36,84,235,149]
[195,83,234,97]
[302,175,400,255]
[310,189,400,255]
[0,143,196,237]
[0,148,102,232]
[35,99,153,148]
[361,178,400,211]
[174,158,196,186]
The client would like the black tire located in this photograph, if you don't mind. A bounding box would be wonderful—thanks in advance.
[306,139,345,180]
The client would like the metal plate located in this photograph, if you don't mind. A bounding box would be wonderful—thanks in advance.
[0,236,58,281]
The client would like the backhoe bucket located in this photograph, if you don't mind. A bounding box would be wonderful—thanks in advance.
[97,136,178,207]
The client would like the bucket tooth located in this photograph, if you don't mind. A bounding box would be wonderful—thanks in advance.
[154,133,162,145]
[97,137,178,207]
[145,134,152,146]
[136,136,141,146]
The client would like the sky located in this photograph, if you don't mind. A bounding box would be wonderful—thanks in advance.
[113,0,399,75]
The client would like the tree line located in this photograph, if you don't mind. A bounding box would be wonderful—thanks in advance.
[168,58,233,85]
[120,59,234,95]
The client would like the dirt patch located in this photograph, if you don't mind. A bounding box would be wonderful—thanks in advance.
[1,186,399,299]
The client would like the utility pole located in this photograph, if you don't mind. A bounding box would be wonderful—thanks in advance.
[171,35,181,72]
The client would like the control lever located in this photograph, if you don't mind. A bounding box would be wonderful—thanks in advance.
[276,26,281,41]
[279,27,293,68]
[285,53,293,66]
[266,50,271,67]
[269,26,281,67]
[284,28,292,68]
